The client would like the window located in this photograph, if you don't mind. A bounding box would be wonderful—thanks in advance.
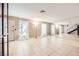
[19,20,29,40]
[41,23,47,36]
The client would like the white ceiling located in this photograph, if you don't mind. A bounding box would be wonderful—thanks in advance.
[3,3,79,23]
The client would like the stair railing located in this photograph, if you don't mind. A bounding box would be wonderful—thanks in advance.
[67,24,78,32]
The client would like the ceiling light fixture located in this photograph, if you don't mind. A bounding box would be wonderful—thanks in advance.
[40,10,46,13]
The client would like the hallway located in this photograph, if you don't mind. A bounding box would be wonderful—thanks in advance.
[5,34,79,56]
[1,3,79,56]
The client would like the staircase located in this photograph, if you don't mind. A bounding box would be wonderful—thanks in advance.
[67,24,79,35]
